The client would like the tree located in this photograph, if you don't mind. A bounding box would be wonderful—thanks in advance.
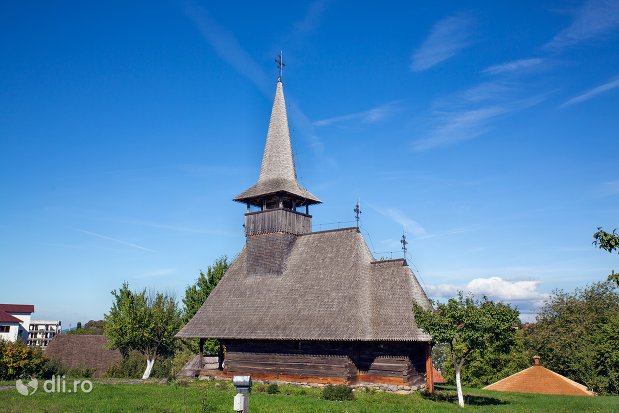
[524,280,619,394]
[593,227,619,286]
[181,256,229,354]
[0,340,45,380]
[67,320,106,335]
[413,294,519,407]
[104,282,182,379]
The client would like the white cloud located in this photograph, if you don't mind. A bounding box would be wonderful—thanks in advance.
[77,229,154,253]
[545,0,619,51]
[560,76,619,107]
[411,14,474,71]
[482,58,545,75]
[314,102,400,127]
[427,276,550,320]
[369,205,427,238]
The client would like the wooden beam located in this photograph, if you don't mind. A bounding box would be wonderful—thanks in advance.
[199,338,205,369]
[425,343,434,393]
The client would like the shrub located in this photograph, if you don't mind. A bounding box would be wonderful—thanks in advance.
[322,384,354,401]
[106,350,172,378]
[0,339,45,380]
[266,383,280,394]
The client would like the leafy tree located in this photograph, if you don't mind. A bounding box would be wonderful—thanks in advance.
[181,256,229,355]
[525,281,619,394]
[67,320,106,335]
[413,294,519,407]
[104,282,182,379]
[438,328,531,388]
[76,321,82,331]
[593,227,619,286]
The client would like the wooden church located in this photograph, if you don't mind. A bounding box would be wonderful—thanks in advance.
[176,76,434,390]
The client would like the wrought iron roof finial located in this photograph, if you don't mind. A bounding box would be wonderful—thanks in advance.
[354,201,362,230]
[401,231,408,259]
[275,50,285,81]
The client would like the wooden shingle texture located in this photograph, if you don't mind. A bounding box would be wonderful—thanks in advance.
[45,335,121,378]
[483,364,593,396]
[176,228,431,341]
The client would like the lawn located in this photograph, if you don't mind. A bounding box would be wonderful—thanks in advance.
[0,379,617,413]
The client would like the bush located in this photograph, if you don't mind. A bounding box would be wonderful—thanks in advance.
[39,358,95,379]
[106,350,172,378]
[266,383,280,394]
[322,384,354,401]
[0,339,46,380]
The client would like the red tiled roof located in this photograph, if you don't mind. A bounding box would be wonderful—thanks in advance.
[0,304,35,313]
[483,364,593,396]
[0,310,21,323]
[433,367,446,384]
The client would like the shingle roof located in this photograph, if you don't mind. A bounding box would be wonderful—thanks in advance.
[483,361,593,396]
[45,335,122,378]
[177,228,431,341]
[0,310,21,323]
[234,81,320,205]
[0,304,35,313]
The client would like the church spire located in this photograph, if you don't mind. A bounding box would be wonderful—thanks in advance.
[234,80,320,207]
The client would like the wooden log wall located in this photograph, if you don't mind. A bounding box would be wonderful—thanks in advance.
[245,208,311,236]
[220,340,428,386]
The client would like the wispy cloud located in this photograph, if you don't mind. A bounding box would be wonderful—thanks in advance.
[369,205,427,237]
[545,0,619,51]
[482,58,545,75]
[560,76,619,107]
[118,219,234,236]
[184,3,270,96]
[415,87,551,151]
[596,179,619,196]
[77,229,154,252]
[314,102,401,127]
[413,106,505,151]
[411,13,474,72]
[289,0,330,41]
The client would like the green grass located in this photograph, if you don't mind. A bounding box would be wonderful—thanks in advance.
[0,380,617,412]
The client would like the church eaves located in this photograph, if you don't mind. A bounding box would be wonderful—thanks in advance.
[234,80,320,206]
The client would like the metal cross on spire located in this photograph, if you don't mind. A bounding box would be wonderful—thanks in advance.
[354,201,362,230]
[400,231,408,258]
[275,50,285,81]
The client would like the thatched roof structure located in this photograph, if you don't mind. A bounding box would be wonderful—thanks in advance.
[45,335,121,377]
[483,356,593,396]
[177,228,431,341]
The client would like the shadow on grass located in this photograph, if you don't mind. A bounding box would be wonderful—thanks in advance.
[423,387,508,406]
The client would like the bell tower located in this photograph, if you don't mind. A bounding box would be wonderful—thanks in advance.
[234,79,320,275]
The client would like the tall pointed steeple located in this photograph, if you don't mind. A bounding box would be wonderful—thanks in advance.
[234,80,320,207]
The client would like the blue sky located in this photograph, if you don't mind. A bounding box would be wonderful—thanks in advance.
[1,1,618,327]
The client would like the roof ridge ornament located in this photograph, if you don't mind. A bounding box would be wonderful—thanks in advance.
[275,50,285,82]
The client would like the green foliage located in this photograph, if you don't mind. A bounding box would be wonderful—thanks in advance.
[0,339,46,380]
[106,350,173,378]
[38,358,95,379]
[181,257,229,355]
[104,282,182,377]
[266,383,280,394]
[414,294,519,406]
[322,384,354,401]
[67,320,106,335]
[525,280,619,395]
[439,329,531,387]
[593,227,619,285]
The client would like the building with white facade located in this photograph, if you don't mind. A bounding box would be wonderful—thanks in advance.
[0,304,34,343]
[28,320,62,349]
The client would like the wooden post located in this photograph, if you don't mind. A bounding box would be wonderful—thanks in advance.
[218,342,224,370]
[305,205,309,215]
[199,338,205,369]
[425,343,434,393]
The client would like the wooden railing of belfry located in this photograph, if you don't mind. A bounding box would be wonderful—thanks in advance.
[245,208,311,236]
